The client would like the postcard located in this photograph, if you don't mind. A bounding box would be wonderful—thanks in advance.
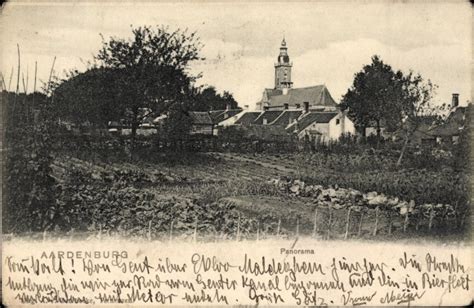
[1,0,472,306]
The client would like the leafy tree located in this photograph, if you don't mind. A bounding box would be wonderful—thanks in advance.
[159,103,193,140]
[341,55,405,138]
[341,55,442,166]
[191,86,240,111]
[395,72,440,166]
[53,67,121,128]
[95,25,203,143]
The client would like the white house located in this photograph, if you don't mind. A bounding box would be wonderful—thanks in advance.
[286,111,355,143]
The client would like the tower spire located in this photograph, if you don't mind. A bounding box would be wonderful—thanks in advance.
[274,38,292,89]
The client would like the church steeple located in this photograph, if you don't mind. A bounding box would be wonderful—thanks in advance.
[275,38,293,90]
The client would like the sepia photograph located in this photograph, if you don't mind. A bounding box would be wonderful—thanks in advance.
[1,0,472,306]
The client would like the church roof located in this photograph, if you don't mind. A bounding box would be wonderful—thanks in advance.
[263,85,338,108]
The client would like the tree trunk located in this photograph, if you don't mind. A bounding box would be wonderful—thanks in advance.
[396,134,410,167]
[376,119,381,148]
[130,121,138,161]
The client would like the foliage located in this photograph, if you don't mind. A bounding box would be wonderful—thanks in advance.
[158,103,193,140]
[190,86,240,111]
[3,91,60,232]
[341,56,439,144]
[95,25,202,136]
[52,67,122,128]
[218,125,246,141]
[341,55,405,136]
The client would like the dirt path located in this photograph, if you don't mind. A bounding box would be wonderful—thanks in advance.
[212,152,297,175]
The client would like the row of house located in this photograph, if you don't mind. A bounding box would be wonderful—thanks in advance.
[106,38,468,145]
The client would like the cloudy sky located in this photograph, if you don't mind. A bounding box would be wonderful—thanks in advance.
[1,1,471,109]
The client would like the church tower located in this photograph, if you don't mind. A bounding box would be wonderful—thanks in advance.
[274,38,293,90]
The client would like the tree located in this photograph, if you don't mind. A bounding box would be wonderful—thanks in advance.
[341,55,405,139]
[190,86,240,111]
[341,55,441,165]
[95,25,203,145]
[395,72,440,166]
[53,67,121,128]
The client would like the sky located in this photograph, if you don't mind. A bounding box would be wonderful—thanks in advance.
[0,1,471,109]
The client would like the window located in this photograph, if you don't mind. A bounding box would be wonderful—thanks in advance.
[336,119,340,125]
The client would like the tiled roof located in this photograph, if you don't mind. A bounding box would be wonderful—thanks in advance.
[263,85,337,108]
[235,112,262,125]
[289,112,338,132]
[189,111,213,125]
[254,111,284,124]
[270,110,302,126]
[209,109,243,124]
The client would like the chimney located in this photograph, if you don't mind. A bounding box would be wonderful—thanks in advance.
[282,87,289,95]
[452,93,459,108]
[304,101,309,113]
[284,103,289,110]
[244,105,249,110]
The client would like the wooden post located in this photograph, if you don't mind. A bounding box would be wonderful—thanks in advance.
[193,220,197,243]
[256,221,260,241]
[236,214,241,242]
[403,211,409,233]
[277,218,281,237]
[296,218,300,238]
[428,207,435,230]
[8,66,13,91]
[169,220,174,242]
[373,207,379,236]
[33,61,37,96]
[13,44,21,114]
[147,220,152,241]
[388,211,392,235]
[46,56,56,95]
[327,206,332,240]
[344,207,352,240]
[312,208,318,237]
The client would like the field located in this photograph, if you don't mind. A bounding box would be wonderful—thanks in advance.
[31,147,469,242]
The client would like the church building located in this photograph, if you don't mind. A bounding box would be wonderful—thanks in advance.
[256,38,338,112]
[218,39,355,143]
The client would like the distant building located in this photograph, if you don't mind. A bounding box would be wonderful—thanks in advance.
[422,94,470,145]
[228,38,355,142]
[256,39,338,112]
